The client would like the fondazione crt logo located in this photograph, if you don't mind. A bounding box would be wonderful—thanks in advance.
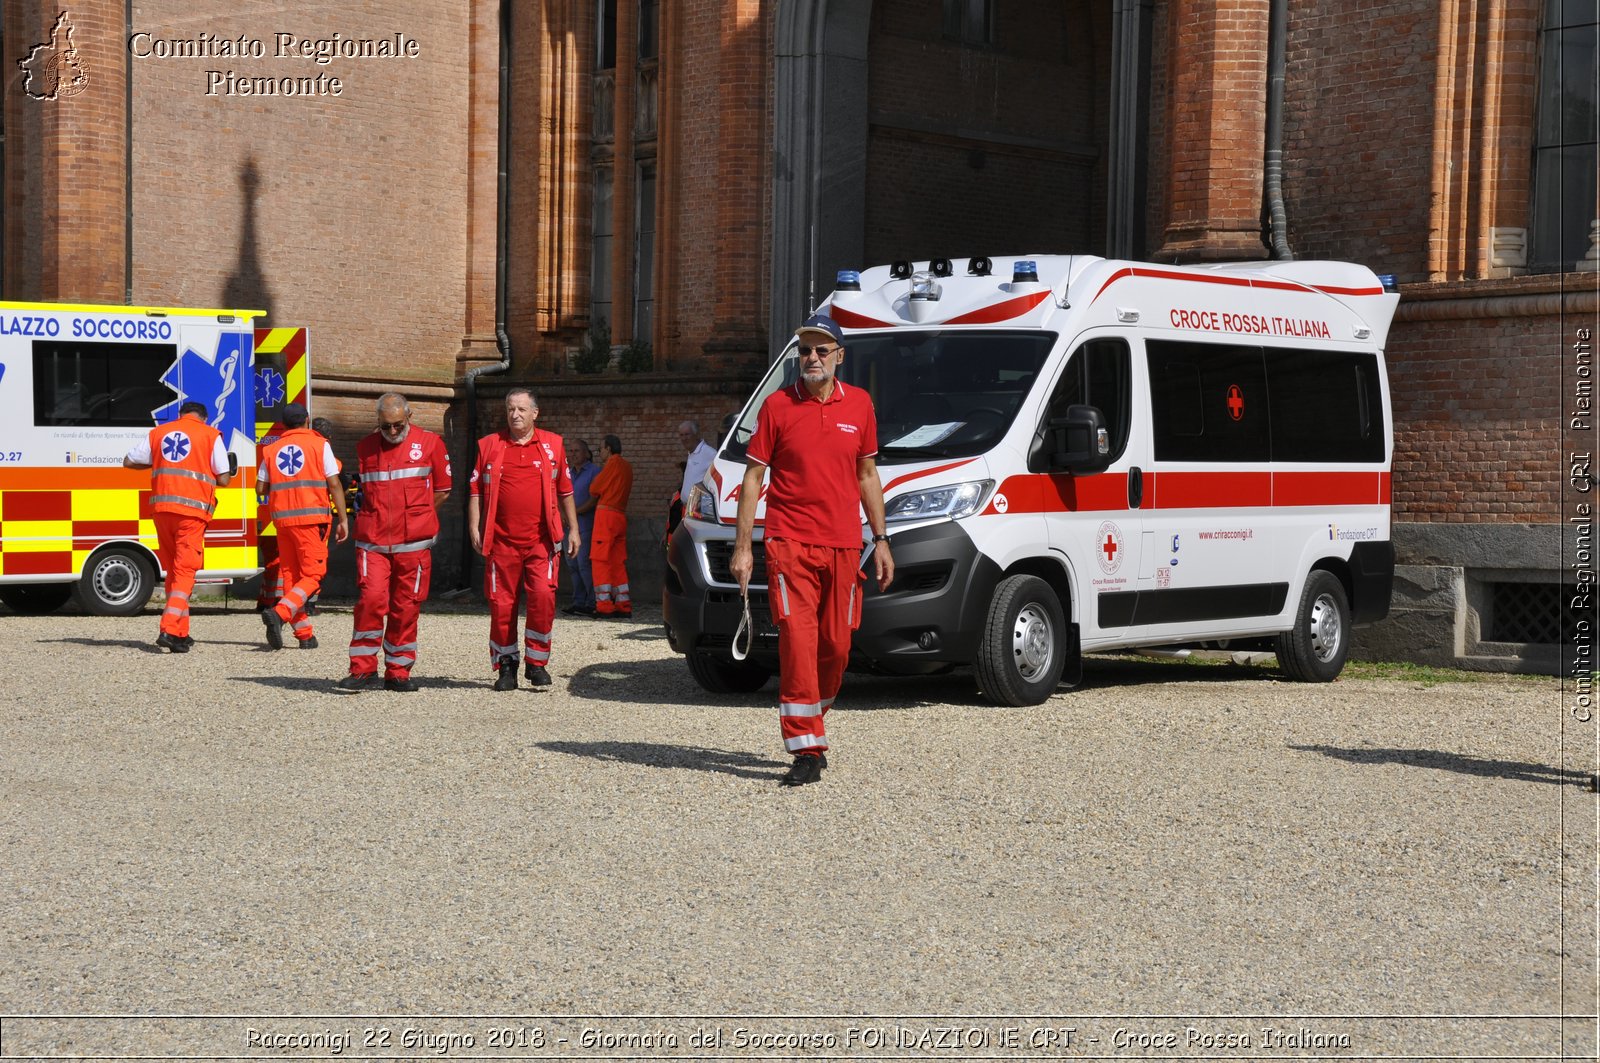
[18,11,90,101]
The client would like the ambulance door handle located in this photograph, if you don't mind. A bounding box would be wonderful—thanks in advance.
[1128,466,1144,509]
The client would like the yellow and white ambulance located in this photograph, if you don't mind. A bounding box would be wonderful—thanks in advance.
[665,255,1401,704]
[0,303,309,615]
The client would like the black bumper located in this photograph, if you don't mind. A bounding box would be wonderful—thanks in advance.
[662,520,1002,675]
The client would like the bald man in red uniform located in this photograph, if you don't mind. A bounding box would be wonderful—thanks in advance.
[468,388,581,691]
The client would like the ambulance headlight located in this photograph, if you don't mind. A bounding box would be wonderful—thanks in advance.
[685,482,718,523]
[885,479,994,523]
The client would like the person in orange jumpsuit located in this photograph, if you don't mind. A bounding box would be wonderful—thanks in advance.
[730,314,895,787]
[589,433,634,618]
[468,388,581,691]
[123,400,235,652]
[256,403,349,650]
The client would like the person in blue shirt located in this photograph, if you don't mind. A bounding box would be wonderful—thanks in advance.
[564,438,601,615]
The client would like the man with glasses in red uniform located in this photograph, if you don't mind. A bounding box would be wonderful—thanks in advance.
[337,393,452,692]
[468,388,581,691]
[730,314,895,787]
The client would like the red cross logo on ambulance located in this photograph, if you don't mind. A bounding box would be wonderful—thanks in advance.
[993,492,1009,514]
[1096,520,1125,575]
[409,441,423,462]
[1226,384,1245,421]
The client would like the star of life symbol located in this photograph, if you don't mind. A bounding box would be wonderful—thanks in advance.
[277,444,305,476]
[19,12,90,101]
[153,333,246,452]
[161,431,191,462]
[255,367,286,407]
[1096,520,1124,575]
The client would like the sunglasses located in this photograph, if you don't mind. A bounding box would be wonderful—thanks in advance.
[796,344,838,357]
[379,420,408,432]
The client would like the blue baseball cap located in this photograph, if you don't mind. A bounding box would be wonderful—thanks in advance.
[795,313,844,347]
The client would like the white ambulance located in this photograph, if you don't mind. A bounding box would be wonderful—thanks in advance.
[664,255,1400,705]
[0,303,302,616]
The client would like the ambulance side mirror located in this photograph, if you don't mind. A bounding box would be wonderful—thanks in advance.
[1050,404,1111,473]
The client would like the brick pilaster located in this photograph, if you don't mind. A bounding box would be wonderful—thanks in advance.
[1157,0,1268,262]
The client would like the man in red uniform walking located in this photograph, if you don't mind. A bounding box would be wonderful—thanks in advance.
[589,434,634,618]
[257,403,349,650]
[730,313,894,787]
[468,388,581,690]
[337,393,452,693]
[124,400,235,652]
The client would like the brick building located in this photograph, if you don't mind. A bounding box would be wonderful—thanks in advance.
[2,0,1594,670]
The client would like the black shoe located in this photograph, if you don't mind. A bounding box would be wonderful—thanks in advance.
[525,663,552,687]
[298,636,319,649]
[335,672,378,693]
[155,632,190,654]
[780,754,824,787]
[494,658,518,691]
[384,676,420,692]
[261,608,285,650]
[178,635,196,651]
[819,752,828,770]
[575,605,597,616]
[561,605,579,615]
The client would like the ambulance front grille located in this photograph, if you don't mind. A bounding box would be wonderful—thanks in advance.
[703,540,767,587]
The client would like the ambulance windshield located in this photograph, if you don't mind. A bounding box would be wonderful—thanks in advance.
[723,329,1057,462]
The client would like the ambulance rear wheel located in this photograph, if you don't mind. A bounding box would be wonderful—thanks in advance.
[686,651,772,694]
[0,583,74,615]
[1275,570,1350,683]
[977,574,1066,706]
[78,547,156,616]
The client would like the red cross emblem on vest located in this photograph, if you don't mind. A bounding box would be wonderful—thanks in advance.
[1226,384,1245,421]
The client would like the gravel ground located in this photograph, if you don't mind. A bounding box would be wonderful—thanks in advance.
[0,598,1593,1059]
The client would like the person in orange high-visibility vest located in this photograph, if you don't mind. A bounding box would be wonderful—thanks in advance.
[123,401,235,652]
[588,434,633,618]
[256,403,349,650]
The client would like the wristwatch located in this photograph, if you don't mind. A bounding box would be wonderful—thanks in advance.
[872,533,891,544]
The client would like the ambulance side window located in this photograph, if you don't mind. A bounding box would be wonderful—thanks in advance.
[33,341,176,427]
[1147,340,1270,462]
[1265,348,1385,462]
[1044,338,1132,461]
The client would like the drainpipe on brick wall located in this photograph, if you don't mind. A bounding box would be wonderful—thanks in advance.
[457,0,515,590]
[1264,0,1295,261]
[125,0,135,302]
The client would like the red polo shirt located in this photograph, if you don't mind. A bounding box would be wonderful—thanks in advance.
[747,378,878,548]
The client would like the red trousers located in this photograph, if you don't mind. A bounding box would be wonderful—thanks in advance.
[271,523,329,642]
[349,544,431,679]
[591,507,632,615]
[154,512,207,637]
[486,538,557,667]
[766,538,864,755]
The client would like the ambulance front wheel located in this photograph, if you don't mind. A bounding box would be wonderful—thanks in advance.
[686,651,772,694]
[976,574,1067,707]
[1275,569,1351,682]
[77,546,157,617]
[0,583,74,615]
